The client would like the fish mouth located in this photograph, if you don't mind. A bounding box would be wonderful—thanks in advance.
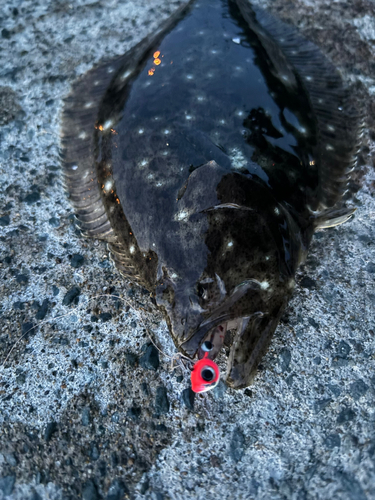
[181,311,267,390]
[180,278,265,352]
[197,313,264,358]
[179,279,273,389]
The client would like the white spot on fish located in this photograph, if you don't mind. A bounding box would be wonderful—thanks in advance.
[327,125,335,132]
[219,119,226,125]
[121,69,133,80]
[162,150,169,156]
[229,148,248,170]
[84,102,93,109]
[175,211,189,221]
[274,207,280,216]
[305,76,313,81]
[211,49,218,54]
[197,96,205,102]
[171,272,178,279]
[236,110,245,117]
[186,74,194,80]
[138,129,144,134]
[185,115,192,120]
[78,131,87,140]
[139,159,148,167]
[147,173,154,179]
[129,245,135,254]
[107,67,114,74]
[227,241,233,247]
[326,144,334,151]
[232,37,241,44]
[156,181,163,187]
[163,129,170,135]
[104,179,113,191]
[71,165,78,170]
[103,119,114,131]
[260,281,270,290]
[265,256,270,261]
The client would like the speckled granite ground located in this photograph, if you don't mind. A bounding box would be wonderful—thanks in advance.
[0,0,374,499]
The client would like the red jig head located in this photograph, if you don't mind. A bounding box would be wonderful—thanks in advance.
[191,341,220,393]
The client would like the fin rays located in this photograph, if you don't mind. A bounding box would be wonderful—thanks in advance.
[236,0,362,209]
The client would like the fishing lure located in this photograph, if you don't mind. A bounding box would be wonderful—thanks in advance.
[61,0,360,390]
[191,341,220,393]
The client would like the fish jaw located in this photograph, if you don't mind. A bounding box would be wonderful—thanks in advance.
[155,279,207,346]
[225,305,287,389]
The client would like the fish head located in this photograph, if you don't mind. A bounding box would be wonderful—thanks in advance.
[155,167,296,389]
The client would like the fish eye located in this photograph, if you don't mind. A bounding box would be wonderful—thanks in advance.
[201,341,213,352]
[201,366,215,382]
[197,284,207,300]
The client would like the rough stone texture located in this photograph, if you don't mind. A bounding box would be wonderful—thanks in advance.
[0,0,374,499]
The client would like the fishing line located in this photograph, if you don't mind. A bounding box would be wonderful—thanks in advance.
[0,293,193,373]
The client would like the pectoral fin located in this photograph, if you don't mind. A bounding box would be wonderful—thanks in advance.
[311,206,356,229]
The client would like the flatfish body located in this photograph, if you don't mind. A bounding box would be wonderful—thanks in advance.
[61,0,359,388]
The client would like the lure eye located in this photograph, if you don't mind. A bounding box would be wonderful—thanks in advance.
[201,340,213,352]
[201,366,215,382]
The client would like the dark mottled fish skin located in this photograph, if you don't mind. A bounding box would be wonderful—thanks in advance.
[61,0,360,388]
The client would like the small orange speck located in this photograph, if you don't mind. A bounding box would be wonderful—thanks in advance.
[98,125,103,131]
[154,58,161,65]
[153,51,160,58]
[170,60,173,64]
[148,68,155,76]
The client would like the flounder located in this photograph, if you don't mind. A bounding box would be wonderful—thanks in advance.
[61,0,360,389]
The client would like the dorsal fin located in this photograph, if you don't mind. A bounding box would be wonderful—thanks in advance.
[60,1,193,278]
[235,0,362,209]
